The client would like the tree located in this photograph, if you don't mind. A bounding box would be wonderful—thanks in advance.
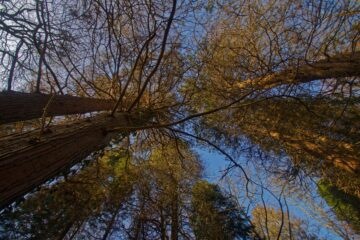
[0,92,114,124]
[318,179,360,234]
[198,97,360,196]
[251,205,321,240]
[0,0,183,206]
[0,147,137,239]
[0,0,360,239]
[0,111,152,208]
[0,139,203,239]
[181,1,360,236]
[190,181,255,240]
[184,0,360,197]
[233,51,360,91]
[123,141,203,240]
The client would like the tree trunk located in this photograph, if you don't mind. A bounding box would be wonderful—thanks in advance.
[171,192,179,240]
[102,202,123,240]
[56,219,76,240]
[0,112,151,209]
[160,207,166,240]
[0,91,115,124]
[133,210,143,240]
[235,51,360,90]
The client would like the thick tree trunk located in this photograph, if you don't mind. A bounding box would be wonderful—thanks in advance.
[0,112,150,209]
[0,91,115,124]
[235,51,360,90]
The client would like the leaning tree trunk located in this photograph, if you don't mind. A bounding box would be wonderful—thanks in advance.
[0,111,151,209]
[0,91,115,124]
[235,51,360,90]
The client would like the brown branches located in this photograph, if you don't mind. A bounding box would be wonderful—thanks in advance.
[127,0,178,112]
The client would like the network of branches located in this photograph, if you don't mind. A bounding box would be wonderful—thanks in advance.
[0,0,359,239]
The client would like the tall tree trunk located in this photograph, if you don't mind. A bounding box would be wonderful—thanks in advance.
[0,112,151,209]
[235,51,360,90]
[0,91,115,124]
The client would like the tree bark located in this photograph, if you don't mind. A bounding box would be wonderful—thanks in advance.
[0,91,115,124]
[171,191,179,240]
[235,51,360,90]
[102,202,123,240]
[0,112,151,209]
[160,207,166,240]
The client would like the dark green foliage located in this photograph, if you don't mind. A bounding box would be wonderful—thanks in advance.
[0,150,135,240]
[190,181,254,240]
[318,179,360,234]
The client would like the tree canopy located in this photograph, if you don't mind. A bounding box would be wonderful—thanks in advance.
[0,0,359,239]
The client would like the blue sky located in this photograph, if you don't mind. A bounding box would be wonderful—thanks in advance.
[195,147,346,239]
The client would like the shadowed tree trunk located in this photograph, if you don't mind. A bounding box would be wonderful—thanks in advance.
[171,191,179,240]
[0,111,152,209]
[235,51,360,90]
[56,219,77,240]
[160,207,166,240]
[0,91,115,124]
[133,207,144,240]
[102,202,123,240]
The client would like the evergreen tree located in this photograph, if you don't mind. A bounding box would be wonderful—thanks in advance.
[318,180,360,234]
[190,181,255,240]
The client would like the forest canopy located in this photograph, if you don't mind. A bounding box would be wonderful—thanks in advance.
[0,0,359,239]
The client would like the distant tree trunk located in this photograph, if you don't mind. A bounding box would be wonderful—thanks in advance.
[68,219,86,240]
[56,219,76,240]
[160,206,166,240]
[171,191,179,240]
[0,91,115,124]
[133,206,144,240]
[235,51,360,90]
[102,202,123,240]
[0,112,151,209]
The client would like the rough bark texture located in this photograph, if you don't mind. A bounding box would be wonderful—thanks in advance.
[0,91,115,124]
[0,112,150,209]
[235,51,360,90]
